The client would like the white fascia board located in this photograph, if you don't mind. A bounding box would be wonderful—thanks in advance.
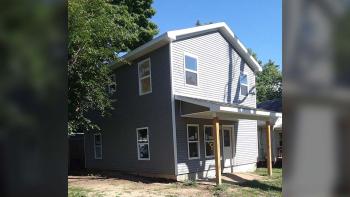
[117,22,262,72]
[123,33,173,61]
[167,22,226,38]
[168,22,261,72]
[219,106,279,118]
[256,110,271,116]
[219,106,239,112]
[219,23,262,72]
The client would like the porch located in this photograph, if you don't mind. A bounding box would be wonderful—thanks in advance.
[175,95,282,185]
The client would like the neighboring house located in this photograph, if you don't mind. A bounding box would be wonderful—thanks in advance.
[257,99,282,164]
[84,22,281,181]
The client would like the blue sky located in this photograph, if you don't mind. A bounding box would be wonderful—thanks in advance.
[152,0,282,67]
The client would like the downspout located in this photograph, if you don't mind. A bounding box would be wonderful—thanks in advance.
[169,41,178,176]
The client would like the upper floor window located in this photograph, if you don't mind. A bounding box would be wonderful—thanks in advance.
[240,72,248,96]
[184,53,198,86]
[108,74,117,94]
[138,58,152,95]
[136,127,150,160]
[94,133,102,159]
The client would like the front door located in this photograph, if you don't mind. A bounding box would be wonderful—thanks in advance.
[222,126,234,170]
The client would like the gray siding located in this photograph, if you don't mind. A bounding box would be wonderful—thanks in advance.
[172,31,256,108]
[175,101,258,175]
[85,44,175,175]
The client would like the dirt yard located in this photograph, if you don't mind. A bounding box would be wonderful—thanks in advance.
[68,168,282,197]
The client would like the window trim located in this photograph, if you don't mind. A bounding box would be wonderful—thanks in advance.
[94,133,102,160]
[187,124,200,160]
[108,74,117,94]
[136,127,151,160]
[138,58,152,96]
[183,52,199,87]
[239,71,249,96]
[203,125,215,158]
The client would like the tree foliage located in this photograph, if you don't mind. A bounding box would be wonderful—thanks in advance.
[256,60,282,103]
[68,0,158,133]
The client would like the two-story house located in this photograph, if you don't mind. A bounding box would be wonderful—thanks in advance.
[84,22,281,181]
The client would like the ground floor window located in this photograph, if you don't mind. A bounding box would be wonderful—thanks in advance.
[94,133,102,159]
[136,127,150,160]
[204,125,214,158]
[187,124,200,159]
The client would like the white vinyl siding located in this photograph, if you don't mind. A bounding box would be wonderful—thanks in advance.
[234,119,258,165]
[172,31,256,108]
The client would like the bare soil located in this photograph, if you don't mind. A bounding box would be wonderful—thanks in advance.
[68,171,265,197]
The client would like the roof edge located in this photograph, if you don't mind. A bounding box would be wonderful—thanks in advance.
[113,22,262,72]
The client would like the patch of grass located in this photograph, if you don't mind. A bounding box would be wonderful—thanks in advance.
[68,187,92,197]
[212,183,229,196]
[212,168,282,197]
[183,179,198,187]
[230,168,282,196]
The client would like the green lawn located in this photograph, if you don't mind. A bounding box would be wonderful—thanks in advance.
[216,168,282,196]
[68,186,91,197]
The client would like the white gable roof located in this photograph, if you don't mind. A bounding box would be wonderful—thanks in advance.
[117,22,262,72]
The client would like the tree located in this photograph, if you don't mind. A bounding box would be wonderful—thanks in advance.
[247,48,263,65]
[68,0,158,133]
[256,60,282,103]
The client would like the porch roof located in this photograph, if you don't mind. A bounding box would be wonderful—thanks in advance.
[175,95,282,122]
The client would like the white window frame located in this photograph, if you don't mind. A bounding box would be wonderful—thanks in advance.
[94,133,102,160]
[240,72,249,96]
[108,74,117,94]
[187,124,200,160]
[183,52,199,87]
[138,58,152,96]
[204,125,214,158]
[136,127,151,160]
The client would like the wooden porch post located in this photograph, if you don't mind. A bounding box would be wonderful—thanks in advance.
[213,117,222,185]
[266,121,273,176]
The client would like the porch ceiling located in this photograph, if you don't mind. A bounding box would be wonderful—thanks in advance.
[175,95,282,122]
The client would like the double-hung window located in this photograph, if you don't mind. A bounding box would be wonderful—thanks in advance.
[187,124,200,159]
[204,125,214,158]
[136,127,150,160]
[138,58,152,95]
[240,72,248,96]
[108,74,117,94]
[94,133,102,159]
[184,53,198,86]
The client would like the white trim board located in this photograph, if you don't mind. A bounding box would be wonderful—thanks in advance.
[93,133,102,160]
[113,22,262,73]
[137,58,152,96]
[186,124,200,160]
[136,127,151,160]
